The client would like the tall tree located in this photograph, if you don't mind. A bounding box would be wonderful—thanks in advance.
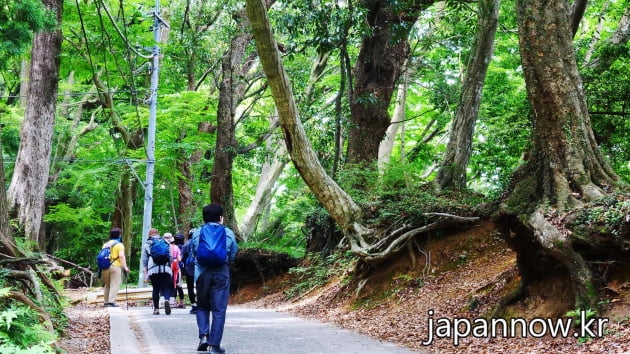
[499,0,621,311]
[378,69,408,171]
[346,0,434,165]
[246,0,478,265]
[434,0,500,190]
[211,8,253,234]
[246,0,366,242]
[7,0,64,250]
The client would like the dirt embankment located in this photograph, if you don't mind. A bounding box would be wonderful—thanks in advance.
[236,220,630,353]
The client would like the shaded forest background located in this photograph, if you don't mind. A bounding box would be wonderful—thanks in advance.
[0,0,628,352]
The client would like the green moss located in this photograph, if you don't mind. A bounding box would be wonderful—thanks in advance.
[504,176,537,214]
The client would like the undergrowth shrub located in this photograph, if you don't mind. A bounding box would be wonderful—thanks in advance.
[0,287,61,353]
[284,252,355,299]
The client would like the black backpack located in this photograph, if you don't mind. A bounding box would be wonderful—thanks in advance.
[149,238,171,266]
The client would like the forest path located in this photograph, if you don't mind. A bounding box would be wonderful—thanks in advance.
[119,305,419,354]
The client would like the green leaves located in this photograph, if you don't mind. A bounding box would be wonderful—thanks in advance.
[0,0,56,66]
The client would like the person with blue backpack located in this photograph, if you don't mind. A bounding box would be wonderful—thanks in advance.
[143,228,174,315]
[181,229,198,314]
[192,204,238,353]
[99,227,129,307]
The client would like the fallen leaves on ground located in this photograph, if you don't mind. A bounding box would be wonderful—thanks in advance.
[57,300,110,354]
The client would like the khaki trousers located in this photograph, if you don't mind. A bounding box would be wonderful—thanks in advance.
[102,265,122,304]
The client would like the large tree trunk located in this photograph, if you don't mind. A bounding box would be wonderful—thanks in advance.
[240,50,327,241]
[240,122,288,241]
[210,7,258,236]
[111,167,135,260]
[7,0,63,249]
[177,148,203,237]
[434,0,499,190]
[346,0,433,165]
[499,0,620,312]
[378,69,408,171]
[245,0,368,246]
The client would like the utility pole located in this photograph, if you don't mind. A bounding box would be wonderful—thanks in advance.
[138,0,168,287]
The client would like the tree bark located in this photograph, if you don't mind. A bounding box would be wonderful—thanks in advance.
[499,0,621,312]
[240,117,288,241]
[111,166,135,260]
[378,69,408,171]
[245,0,368,245]
[177,148,203,236]
[435,0,499,190]
[7,0,63,249]
[211,7,258,236]
[240,145,287,241]
[346,0,434,165]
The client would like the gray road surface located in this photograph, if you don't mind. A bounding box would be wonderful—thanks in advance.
[126,305,418,353]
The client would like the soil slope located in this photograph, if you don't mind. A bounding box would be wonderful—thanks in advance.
[237,220,630,353]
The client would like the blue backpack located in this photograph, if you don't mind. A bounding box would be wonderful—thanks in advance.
[197,224,227,267]
[149,238,171,266]
[182,241,195,276]
[96,240,119,270]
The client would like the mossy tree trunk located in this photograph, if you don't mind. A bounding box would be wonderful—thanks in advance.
[434,0,499,190]
[7,0,63,250]
[346,0,430,165]
[500,0,621,312]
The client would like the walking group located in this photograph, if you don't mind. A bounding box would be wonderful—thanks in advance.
[98,203,238,353]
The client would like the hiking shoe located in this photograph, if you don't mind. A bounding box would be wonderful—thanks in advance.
[197,336,209,351]
[153,309,159,315]
[209,346,226,353]
[164,301,171,315]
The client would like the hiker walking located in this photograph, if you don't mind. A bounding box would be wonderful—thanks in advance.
[192,204,238,353]
[164,232,185,308]
[100,227,129,307]
[182,228,198,314]
[143,228,174,315]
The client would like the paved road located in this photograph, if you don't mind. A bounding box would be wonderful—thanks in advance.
[124,305,418,353]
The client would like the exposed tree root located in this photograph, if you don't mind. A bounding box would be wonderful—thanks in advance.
[497,193,630,315]
[7,291,54,333]
[358,213,479,263]
[490,278,525,318]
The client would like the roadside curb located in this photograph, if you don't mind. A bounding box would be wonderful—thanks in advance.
[108,306,142,354]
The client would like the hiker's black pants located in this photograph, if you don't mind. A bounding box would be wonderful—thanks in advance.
[185,272,196,304]
[149,272,172,309]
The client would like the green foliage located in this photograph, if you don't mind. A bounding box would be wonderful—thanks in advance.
[284,252,355,299]
[0,288,57,353]
[573,194,630,237]
[0,0,56,67]
[336,163,487,229]
[565,308,597,343]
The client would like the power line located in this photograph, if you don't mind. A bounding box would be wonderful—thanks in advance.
[2,158,151,165]
[0,89,150,100]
